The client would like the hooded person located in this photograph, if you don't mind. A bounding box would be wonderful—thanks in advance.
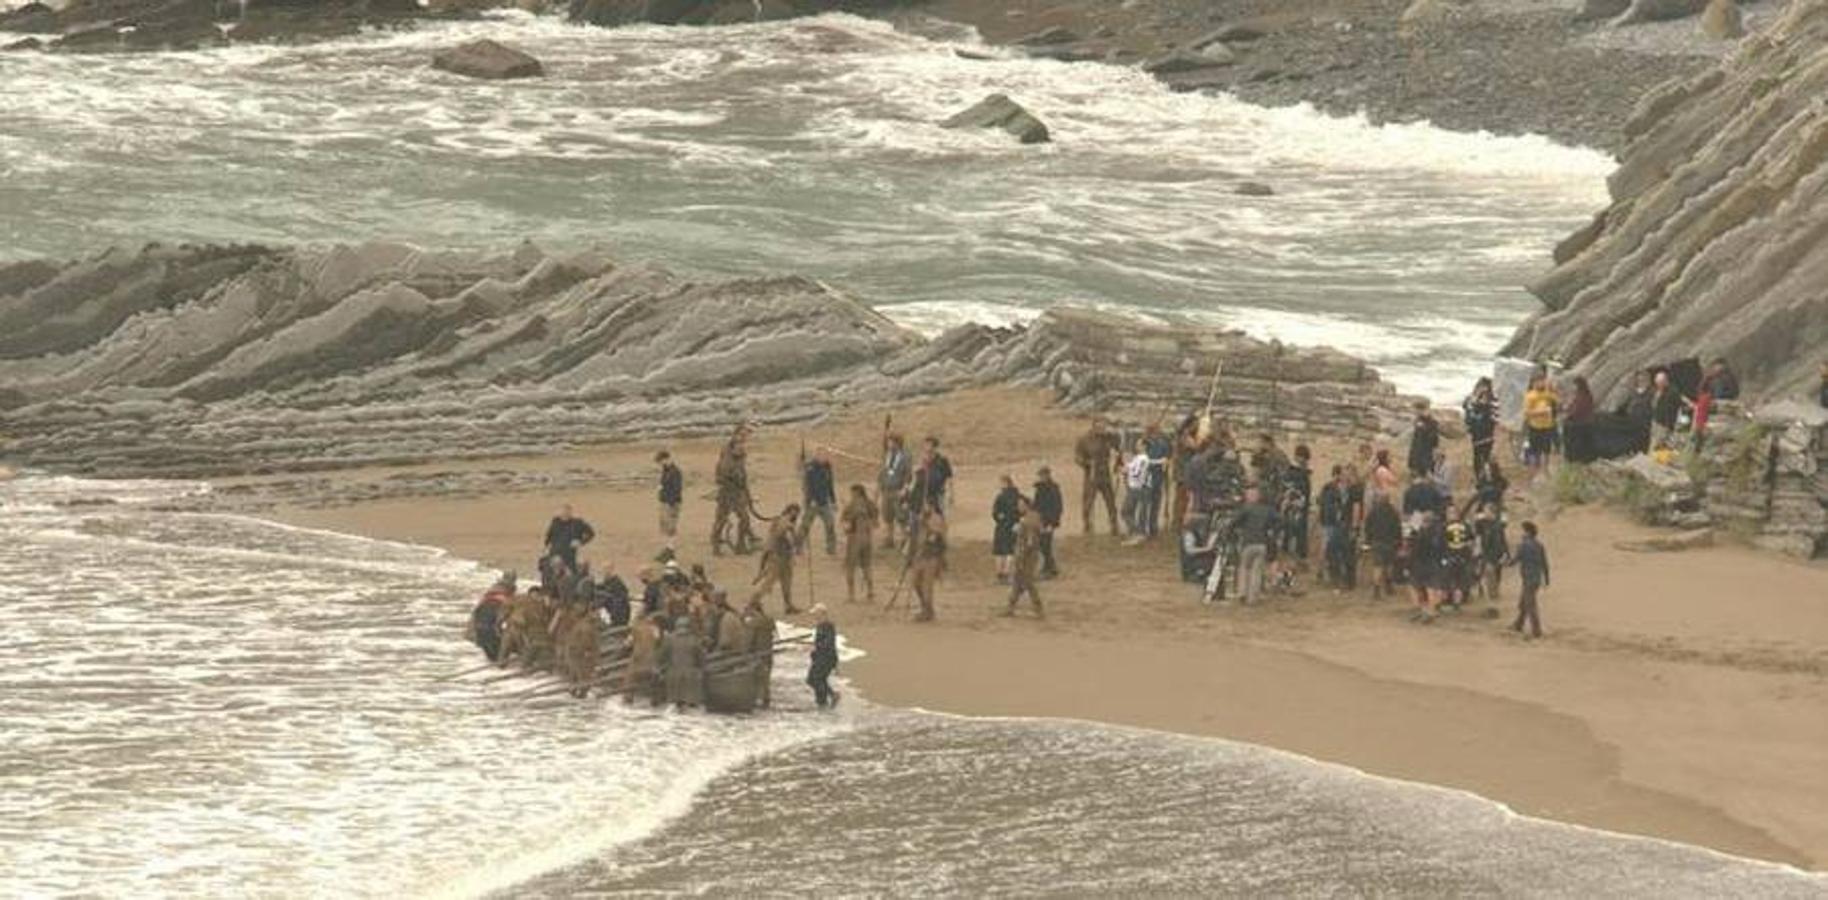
[658,615,707,708]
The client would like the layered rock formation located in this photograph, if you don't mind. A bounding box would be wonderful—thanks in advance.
[0,243,1417,477]
[0,0,442,52]
[1504,0,1828,407]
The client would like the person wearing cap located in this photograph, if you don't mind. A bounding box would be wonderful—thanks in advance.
[749,504,803,615]
[807,605,841,709]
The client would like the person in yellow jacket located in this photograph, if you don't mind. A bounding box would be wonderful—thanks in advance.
[1522,372,1559,480]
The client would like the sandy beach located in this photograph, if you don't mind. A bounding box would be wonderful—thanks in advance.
[263,388,1828,871]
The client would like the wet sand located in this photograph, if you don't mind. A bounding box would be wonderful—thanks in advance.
[263,388,1828,871]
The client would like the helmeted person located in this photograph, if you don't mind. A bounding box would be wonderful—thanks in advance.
[623,612,665,705]
[1074,417,1122,534]
[750,504,803,615]
[840,483,878,603]
[711,425,759,556]
[910,507,948,622]
[744,596,778,708]
[658,614,707,708]
[551,592,600,698]
[1004,495,1045,619]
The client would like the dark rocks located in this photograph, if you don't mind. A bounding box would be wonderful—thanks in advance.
[431,39,545,80]
[1014,25,1077,46]
[0,1,57,33]
[567,0,815,27]
[34,0,429,53]
[1234,182,1276,197]
[1142,51,1229,75]
[941,93,1050,145]
[3,36,44,51]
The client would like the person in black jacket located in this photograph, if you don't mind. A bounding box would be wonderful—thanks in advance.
[1317,466,1355,590]
[656,451,683,540]
[800,450,838,556]
[1463,377,1499,478]
[1033,466,1064,578]
[991,475,1023,584]
[597,562,632,628]
[1510,521,1550,639]
[1402,474,1445,520]
[544,504,595,571]
[1407,401,1440,479]
[1364,495,1402,600]
[807,605,841,709]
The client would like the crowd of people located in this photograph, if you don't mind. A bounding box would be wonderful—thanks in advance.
[457,352,1828,715]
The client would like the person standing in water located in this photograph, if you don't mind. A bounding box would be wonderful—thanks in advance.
[807,605,841,710]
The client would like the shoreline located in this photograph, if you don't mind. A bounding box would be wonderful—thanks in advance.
[250,389,1828,872]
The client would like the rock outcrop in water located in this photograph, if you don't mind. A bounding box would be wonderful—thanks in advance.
[0,242,1417,476]
[3,0,445,52]
[431,39,544,79]
[940,94,1051,145]
[1503,0,1828,406]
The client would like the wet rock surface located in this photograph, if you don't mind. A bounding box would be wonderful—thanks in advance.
[0,242,1418,478]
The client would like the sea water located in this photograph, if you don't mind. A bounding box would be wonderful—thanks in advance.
[0,12,1611,399]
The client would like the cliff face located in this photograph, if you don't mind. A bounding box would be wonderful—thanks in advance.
[0,242,1415,477]
[1504,0,1828,406]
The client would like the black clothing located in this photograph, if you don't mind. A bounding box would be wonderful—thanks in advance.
[640,581,663,618]
[659,463,683,506]
[991,487,1022,556]
[1033,480,1063,528]
[1318,483,1350,529]
[1820,380,1828,410]
[1408,414,1440,477]
[1475,471,1509,512]
[1516,536,1551,588]
[917,454,954,509]
[600,575,631,627]
[1228,502,1278,547]
[808,621,840,708]
[1515,583,1543,638]
[1710,369,1741,401]
[1365,501,1402,551]
[470,602,503,661]
[1464,392,1498,475]
[1402,481,1446,518]
[1411,519,1447,590]
[1652,388,1683,430]
[803,459,836,507]
[544,515,595,568]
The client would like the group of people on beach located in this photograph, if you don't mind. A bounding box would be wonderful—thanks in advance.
[464,353,1828,709]
[466,497,842,711]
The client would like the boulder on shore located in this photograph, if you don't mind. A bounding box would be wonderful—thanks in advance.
[431,39,544,80]
[1235,182,1276,197]
[1698,0,1745,37]
[941,93,1051,145]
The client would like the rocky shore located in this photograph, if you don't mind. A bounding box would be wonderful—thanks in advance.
[0,242,1417,477]
[1506,0,1828,404]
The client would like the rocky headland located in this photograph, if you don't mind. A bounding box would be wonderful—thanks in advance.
[1504,0,1828,405]
[0,242,1416,477]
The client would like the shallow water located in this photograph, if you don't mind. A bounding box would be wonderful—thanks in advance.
[4,475,1824,897]
[0,476,846,898]
[0,13,1610,398]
